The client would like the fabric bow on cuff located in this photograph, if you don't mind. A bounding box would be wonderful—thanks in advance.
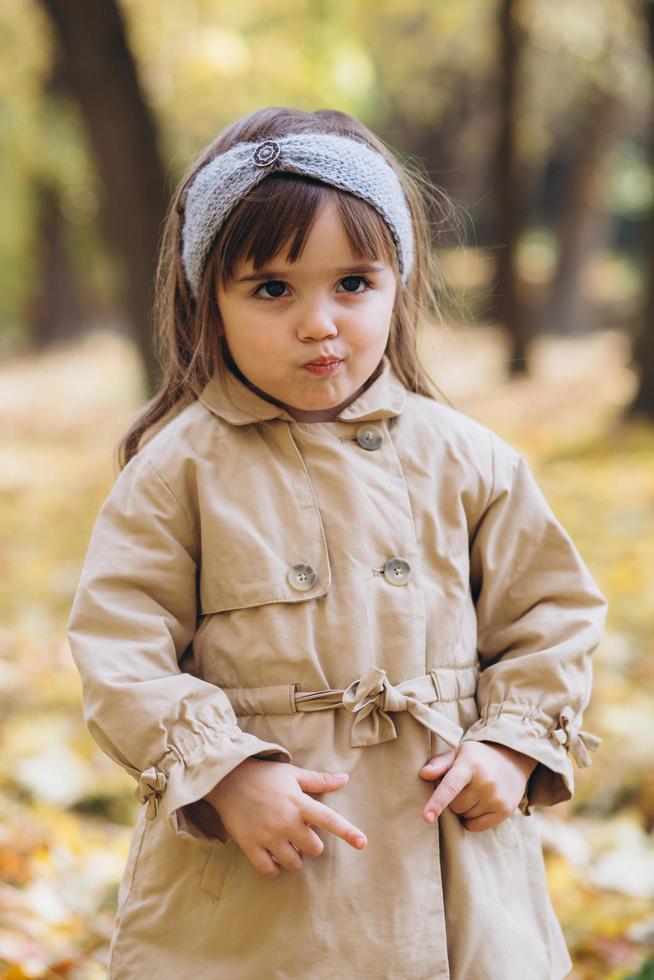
[548,706,602,768]
[135,766,168,819]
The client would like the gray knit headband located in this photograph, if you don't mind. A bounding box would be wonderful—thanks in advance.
[181,132,414,301]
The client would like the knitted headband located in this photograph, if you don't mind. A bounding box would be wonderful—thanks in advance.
[180,132,414,301]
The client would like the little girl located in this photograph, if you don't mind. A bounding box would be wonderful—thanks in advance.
[67,106,608,980]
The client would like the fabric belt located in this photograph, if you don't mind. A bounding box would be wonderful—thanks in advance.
[223,664,479,749]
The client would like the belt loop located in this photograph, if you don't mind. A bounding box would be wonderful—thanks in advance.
[289,682,300,714]
[429,669,441,701]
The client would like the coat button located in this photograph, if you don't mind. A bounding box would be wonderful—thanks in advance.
[288,562,318,591]
[383,557,412,586]
[356,423,383,451]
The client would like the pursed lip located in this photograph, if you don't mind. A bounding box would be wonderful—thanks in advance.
[303,355,343,366]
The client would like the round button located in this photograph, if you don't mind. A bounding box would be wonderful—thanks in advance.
[287,562,318,592]
[252,140,281,168]
[383,557,412,586]
[356,423,383,451]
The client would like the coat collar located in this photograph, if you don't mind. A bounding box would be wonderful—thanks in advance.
[198,354,407,426]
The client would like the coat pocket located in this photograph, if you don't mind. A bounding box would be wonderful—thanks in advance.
[196,433,333,615]
[199,838,243,902]
[198,525,331,615]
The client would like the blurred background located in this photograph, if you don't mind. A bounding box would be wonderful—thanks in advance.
[1,0,653,977]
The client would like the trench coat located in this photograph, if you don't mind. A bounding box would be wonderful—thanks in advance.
[66,353,608,980]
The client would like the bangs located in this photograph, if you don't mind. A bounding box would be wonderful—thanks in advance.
[212,173,398,288]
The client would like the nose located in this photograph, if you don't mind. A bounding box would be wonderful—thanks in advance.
[296,295,339,341]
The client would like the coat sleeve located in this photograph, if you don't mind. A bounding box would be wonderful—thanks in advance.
[460,431,608,815]
[66,453,292,846]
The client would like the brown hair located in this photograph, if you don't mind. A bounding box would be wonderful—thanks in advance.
[116,106,460,469]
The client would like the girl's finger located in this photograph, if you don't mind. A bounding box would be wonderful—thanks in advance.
[246,847,281,877]
[448,791,481,816]
[419,750,456,780]
[422,758,473,823]
[295,768,349,794]
[294,825,325,859]
[460,811,501,832]
[302,797,367,850]
[272,841,305,872]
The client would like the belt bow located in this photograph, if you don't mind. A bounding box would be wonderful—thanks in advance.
[341,665,464,748]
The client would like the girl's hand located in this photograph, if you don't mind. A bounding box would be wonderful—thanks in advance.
[203,758,367,877]
[418,741,538,831]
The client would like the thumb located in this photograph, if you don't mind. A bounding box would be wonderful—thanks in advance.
[419,749,457,780]
[295,768,350,794]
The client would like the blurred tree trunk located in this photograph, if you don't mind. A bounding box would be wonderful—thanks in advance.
[629,0,654,418]
[30,181,87,346]
[39,0,169,393]
[408,74,473,191]
[488,0,530,375]
[540,92,619,338]
[30,52,87,347]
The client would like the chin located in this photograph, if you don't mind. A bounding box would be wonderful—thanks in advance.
[314,391,344,407]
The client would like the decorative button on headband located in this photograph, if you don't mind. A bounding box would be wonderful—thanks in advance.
[181,132,414,301]
[252,139,282,168]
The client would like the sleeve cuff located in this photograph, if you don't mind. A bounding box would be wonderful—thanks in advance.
[134,723,292,845]
[460,702,601,815]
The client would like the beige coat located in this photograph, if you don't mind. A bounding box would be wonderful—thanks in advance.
[67,354,608,980]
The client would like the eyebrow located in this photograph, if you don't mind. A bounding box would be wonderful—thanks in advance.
[235,263,386,284]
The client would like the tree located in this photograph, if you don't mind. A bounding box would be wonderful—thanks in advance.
[29,51,88,348]
[539,90,620,338]
[628,0,654,418]
[39,0,169,392]
[490,0,530,375]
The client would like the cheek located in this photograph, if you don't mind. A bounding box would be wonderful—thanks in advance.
[352,296,394,337]
[232,327,291,377]
[219,307,259,348]
[366,285,396,320]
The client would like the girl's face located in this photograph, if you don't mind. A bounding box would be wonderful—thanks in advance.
[215,197,397,422]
